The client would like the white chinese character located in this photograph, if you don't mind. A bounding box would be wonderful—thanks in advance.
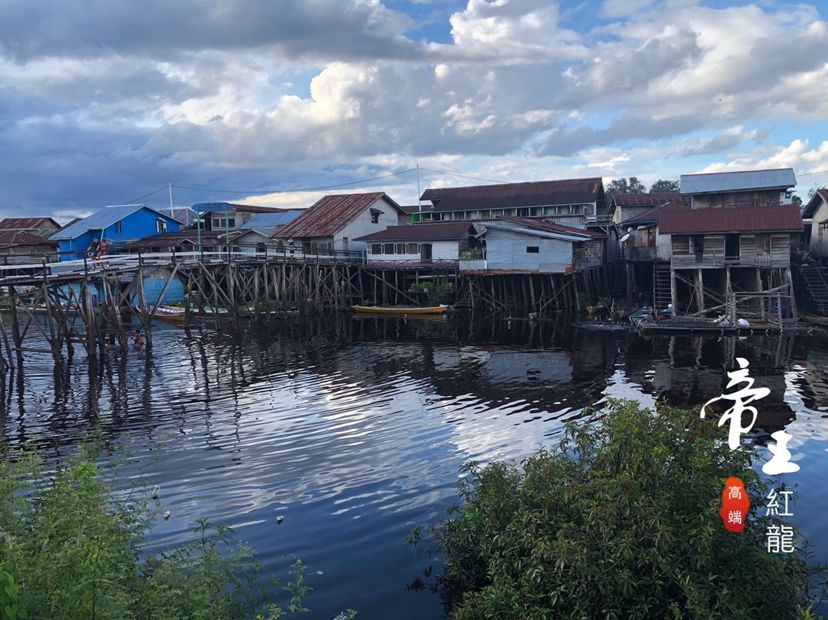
[766,524,796,553]
[727,510,743,525]
[766,489,793,517]
[727,485,742,500]
[762,431,800,475]
[701,358,769,450]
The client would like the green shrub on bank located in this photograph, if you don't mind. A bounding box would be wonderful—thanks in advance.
[433,400,825,619]
[0,449,311,619]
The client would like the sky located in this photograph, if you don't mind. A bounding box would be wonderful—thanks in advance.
[1,0,828,222]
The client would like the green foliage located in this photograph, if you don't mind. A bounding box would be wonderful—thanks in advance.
[409,276,453,305]
[459,248,484,261]
[650,179,680,193]
[607,177,646,196]
[434,400,825,619]
[0,450,313,619]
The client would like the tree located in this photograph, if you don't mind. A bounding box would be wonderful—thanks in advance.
[649,179,680,193]
[433,400,825,619]
[791,194,803,207]
[606,177,646,196]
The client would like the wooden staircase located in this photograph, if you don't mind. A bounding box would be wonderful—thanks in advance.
[607,262,626,299]
[800,263,828,315]
[653,263,672,311]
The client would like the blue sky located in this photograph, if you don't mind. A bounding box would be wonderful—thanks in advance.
[1,0,827,219]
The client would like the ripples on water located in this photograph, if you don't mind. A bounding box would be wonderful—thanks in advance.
[2,313,828,618]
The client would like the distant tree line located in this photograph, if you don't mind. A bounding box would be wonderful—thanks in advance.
[606,177,679,196]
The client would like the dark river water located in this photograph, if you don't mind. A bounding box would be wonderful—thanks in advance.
[2,313,828,618]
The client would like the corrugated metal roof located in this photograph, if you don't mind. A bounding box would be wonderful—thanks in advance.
[0,231,57,248]
[680,168,796,195]
[0,217,59,230]
[275,193,402,239]
[127,229,241,248]
[659,204,803,234]
[421,177,603,213]
[240,210,302,230]
[399,204,434,215]
[499,216,605,239]
[355,221,474,242]
[192,202,283,214]
[612,192,684,207]
[51,205,180,240]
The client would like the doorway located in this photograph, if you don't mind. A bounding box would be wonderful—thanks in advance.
[420,243,432,262]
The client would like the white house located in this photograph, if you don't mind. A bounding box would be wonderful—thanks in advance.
[802,188,828,257]
[355,221,477,264]
[475,217,604,273]
[274,192,407,255]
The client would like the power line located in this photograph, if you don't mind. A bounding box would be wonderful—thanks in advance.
[121,185,169,205]
[171,168,419,196]
[419,167,502,184]
[798,168,828,177]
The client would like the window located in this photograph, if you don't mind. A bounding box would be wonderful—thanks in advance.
[396,243,406,254]
[407,243,418,254]
[526,246,540,253]
[212,218,221,228]
[156,219,167,233]
[371,243,382,255]
[370,208,381,224]
[227,218,235,229]
[115,221,123,234]
[383,243,395,254]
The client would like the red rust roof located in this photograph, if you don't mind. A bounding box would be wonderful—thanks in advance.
[659,204,803,234]
[0,231,57,248]
[275,193,402,239]
[421,177,603,213]
[499,216,605,238]
[355,221,474,242]
[0,217,60,230]
[620,202,688,226]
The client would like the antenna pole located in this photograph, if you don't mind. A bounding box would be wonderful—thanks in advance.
[168,182,174,218]
[417,162,421,214]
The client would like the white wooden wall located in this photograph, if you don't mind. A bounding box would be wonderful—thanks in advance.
[486,229,572,273]
[337,197,407,251]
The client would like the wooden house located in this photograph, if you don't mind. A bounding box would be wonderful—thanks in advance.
[470,217,604,274]
[655,169,802,320]
[274,192,406,255]
[0,217,61,238]
[801,188,828,257]
[0,231,58,263]
[355,221,478,266]
[417,177,609,227]
[232,210,303,253]
[192,202,284,232]
[51,204,182,260]
[126,229,242,255]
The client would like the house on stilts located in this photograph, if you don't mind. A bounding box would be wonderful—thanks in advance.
[621,168,803,324]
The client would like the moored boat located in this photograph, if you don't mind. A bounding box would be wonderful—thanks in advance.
[352,304,448,315]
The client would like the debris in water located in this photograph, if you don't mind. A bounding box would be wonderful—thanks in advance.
[151,485,160,499]
[276,515,285,524]
[163,510,171,520]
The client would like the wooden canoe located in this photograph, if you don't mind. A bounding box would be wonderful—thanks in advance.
[352,304,447,315]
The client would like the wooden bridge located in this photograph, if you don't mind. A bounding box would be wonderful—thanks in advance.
[0,249,608,368]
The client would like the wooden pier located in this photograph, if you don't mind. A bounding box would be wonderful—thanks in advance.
[0,250,608,366]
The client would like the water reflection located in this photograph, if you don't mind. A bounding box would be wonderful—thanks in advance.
[1,314,827,618]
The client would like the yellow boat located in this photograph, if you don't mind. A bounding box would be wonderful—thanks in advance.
[352,304,448,315]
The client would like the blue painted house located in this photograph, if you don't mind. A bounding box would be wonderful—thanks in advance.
[52,204,182,260]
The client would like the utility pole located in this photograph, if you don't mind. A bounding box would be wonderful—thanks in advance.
[168,182,174,219]
[417,161,421,217]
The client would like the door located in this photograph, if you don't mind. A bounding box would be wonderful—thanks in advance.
[342,237,349,255]
[421,243,432,262]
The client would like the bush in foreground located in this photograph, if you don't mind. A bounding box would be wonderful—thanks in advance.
[433,400,824,619]
[0,449,313,619]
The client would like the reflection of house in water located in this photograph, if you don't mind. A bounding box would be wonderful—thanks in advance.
[791,347,828,411]
[628,334,798,437]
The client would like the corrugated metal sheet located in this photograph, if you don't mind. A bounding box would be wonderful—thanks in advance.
[659,204,803,234]
[0,217,59,230]
[0,231,57,248]
[499,216,605,239]
[421,177,603,212]
[51,205,180,240]
[680,168,796,195]
[192,202,280,214]
[355,221,474,242]
[275,193,400,239]
[240,210,302,230]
